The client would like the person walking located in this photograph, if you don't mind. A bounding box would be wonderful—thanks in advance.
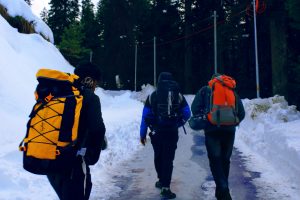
[191,74,245,200]
[46,62,106,200]
[140,72,191,199]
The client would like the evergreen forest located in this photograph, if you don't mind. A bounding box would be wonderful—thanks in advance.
[40,0,299,108]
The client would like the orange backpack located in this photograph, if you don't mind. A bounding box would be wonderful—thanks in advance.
[207,75,239,126]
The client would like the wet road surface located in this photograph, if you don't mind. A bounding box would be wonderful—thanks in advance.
[108,128,259,200]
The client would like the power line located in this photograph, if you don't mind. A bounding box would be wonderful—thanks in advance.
[140,8,247,48]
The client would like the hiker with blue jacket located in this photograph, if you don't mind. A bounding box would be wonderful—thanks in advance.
[140,72,191,199]
[191,74,245,200]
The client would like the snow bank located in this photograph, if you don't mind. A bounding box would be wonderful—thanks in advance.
[236,95,300,199]
[0,15,71,116]
[0,6,145,198]
[0,11,71,199]
[96,89,144,168]
[130,84,155,103]
[0,0,54,43]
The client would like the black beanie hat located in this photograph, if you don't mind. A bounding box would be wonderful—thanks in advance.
[158,72,174,82]
[74,62,102,82]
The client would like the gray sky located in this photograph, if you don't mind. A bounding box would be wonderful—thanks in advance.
[31,0,100,17]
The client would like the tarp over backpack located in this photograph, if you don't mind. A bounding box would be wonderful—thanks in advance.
[19,69,83,175]
[207,75,239,127]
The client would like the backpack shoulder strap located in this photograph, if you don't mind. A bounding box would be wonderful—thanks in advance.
[149,91,157,106]
[178,93,183,104]
[209,83,215,111]
[233,89,239,113]
[202,86,211,114]
[149,93,152,105]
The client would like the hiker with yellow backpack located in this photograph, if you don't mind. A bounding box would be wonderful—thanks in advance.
[19,63,106,200]
[191,73,245,200]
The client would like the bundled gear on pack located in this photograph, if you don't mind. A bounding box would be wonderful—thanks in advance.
[148,72,183,130]
[188,113,208,130]
[207,74,239,127]
[19,69,84,175]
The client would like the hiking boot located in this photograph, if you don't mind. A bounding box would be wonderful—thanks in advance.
[223,192,232,200]
[216,188,232,200]
[155,181,162,189]
[160,187,176,199]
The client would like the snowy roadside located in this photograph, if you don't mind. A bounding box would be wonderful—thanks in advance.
[236,96,300,199]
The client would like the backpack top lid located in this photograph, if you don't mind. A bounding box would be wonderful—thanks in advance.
[154,72,181,124]
[158,72,174,82]
[208,74,236,89]
[36,69,79,84]
[156,72,179,98]
[35,69,79,101]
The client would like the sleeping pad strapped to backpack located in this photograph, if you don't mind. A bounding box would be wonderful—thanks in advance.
[19,69,83,175]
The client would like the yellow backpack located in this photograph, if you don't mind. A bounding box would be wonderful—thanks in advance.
[19,69,83,174]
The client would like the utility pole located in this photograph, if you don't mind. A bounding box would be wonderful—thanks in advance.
[134,41,138,91]
[213,10,218,74]
[154,36,157,87]
[253,0,260,98]
[90,51,93,63]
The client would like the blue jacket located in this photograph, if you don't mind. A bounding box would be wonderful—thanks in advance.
[140,93,191,139]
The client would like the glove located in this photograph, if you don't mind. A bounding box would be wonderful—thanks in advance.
[140,137,146,146]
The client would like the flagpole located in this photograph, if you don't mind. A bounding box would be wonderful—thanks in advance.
[253,0,260,98]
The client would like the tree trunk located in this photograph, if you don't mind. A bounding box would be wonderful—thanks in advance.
[184,0,193,94]
[269,0,288,96]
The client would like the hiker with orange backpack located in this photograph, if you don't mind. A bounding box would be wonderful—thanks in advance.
[191,73,245,200]
[20,63,106,200]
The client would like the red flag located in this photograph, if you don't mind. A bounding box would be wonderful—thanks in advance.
[256,0,266,14]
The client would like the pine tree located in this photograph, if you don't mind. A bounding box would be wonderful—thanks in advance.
[40,7,49,24]
[58,23,90,66]
[286,0,300,108]
[48,0,79,44]
[95,0,151,89]
[149,0,183,85]
[184,0,193,93]
[81,0,98,50]
[24,0,31,6]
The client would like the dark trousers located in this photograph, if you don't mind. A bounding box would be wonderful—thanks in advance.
[205,130,235,197]
[47,161,92,200]
[150,131,179,188]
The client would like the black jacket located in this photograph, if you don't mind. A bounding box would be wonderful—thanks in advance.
[77,88,106,165]
[191,86,245,133]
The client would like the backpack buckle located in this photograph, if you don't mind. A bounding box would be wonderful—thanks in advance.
[45,93,54,102]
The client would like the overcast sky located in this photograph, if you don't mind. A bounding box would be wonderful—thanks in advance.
[31,0,100,17]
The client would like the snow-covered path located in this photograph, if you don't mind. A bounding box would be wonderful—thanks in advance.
[102,126,259,200]
[106,127,207,200]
